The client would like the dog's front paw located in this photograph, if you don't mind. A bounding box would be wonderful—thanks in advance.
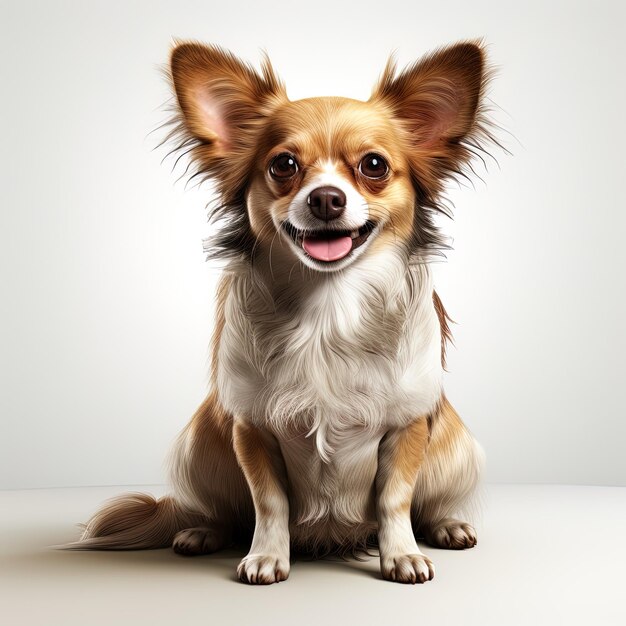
[381,554,434,584]
[237,553,290,585]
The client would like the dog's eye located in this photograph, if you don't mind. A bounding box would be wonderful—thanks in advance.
[270,153,298,179]
[359,153,388,179]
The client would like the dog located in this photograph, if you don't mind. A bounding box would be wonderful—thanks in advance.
[67,40,494,585]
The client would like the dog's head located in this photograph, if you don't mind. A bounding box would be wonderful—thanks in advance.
[169,41,491,272]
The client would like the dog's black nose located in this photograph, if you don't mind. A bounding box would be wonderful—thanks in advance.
[307,186,346,221]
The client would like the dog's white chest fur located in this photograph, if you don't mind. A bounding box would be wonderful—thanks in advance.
[217,249,443,526]
[278,422,385,537]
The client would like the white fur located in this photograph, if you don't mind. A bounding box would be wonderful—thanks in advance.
[217,247,443,541]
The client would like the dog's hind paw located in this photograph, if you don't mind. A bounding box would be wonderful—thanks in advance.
[423,519,477,550]
[173,526,226,556]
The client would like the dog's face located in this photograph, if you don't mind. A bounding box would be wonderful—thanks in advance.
[246,97,416,271]
[170,42,488,272]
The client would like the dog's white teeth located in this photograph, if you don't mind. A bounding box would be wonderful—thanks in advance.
[350,229,359,238]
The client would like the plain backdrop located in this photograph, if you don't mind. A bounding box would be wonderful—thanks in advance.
[1,0,624,490]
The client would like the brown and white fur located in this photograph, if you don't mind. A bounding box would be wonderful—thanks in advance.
[67,40,494,585]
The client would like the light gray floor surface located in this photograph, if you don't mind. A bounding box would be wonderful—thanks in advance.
[1,484,624,625]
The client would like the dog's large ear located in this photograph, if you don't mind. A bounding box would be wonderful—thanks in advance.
[170,42,285,158]
[371,41,487,154]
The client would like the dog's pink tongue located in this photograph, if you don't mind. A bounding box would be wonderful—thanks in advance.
[303,235,352,262]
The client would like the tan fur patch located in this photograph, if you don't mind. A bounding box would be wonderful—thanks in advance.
[412,395,483,529]
[232,421,288,517]
[432,290,453,368]
[379,418,430,515]
[210,275,231,388]
[168,391,251,524]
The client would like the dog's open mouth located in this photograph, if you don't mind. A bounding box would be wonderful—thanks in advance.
[282,221,377,263]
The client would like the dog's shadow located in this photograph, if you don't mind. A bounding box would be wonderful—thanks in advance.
[13,526,382,583]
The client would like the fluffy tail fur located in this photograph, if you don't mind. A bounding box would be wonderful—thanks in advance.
[62,492,205,550]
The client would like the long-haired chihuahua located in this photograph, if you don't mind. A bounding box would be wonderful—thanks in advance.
[67,40,496,585]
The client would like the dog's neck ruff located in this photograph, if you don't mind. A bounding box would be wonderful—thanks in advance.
[216,247,443,461]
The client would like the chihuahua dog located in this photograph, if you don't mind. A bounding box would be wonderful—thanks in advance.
[69,40,494,585]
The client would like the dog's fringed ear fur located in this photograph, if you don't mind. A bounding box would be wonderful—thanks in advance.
[167,43,287,261]
[370,41,497,261]
[170,42,286,154]
[371,41,494,191]
[168,42,287,203]
[372,42,485,146]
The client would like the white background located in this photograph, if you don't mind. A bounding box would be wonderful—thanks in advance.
[1,0,624,489]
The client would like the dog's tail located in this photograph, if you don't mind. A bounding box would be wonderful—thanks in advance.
[61,492,205,550]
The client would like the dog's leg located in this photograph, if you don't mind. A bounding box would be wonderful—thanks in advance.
[412,397,483,550]
[233,419,290,584]
[376,417,434,584]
